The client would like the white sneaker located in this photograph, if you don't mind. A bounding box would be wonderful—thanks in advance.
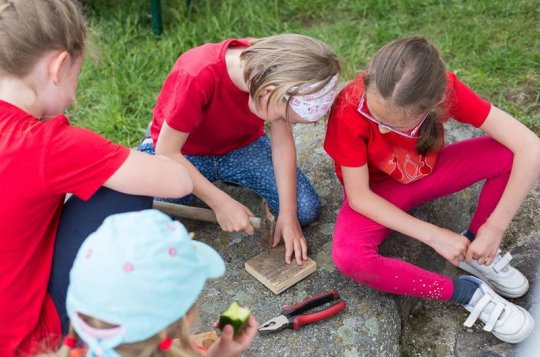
[459,250,529,298]
[461,276,534,343]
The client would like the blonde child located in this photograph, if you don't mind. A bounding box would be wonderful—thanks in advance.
[139,34,340,265]
[47,210,258,357]
[324,36,539,343]
[0,1,192,355]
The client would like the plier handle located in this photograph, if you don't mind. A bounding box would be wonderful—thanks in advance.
[259,290,346,333]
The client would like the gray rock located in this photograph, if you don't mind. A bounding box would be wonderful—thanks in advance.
[178,120,538,356]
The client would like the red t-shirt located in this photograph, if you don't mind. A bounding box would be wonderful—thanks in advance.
[324,72,491,184]
[0,100,129,356]
[150,38,265,155]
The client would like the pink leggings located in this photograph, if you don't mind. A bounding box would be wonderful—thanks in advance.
[332,137,513,301]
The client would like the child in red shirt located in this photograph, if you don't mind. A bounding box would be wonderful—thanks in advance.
[139,35,340,265]
[324,36,539,343]
[0,1,192,355]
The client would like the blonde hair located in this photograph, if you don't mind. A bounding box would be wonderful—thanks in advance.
[37,310,204,357]
[0,0,87,78]
[241,34,340,121]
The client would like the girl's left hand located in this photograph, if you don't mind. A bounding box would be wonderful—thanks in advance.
[273,214,308,265]
[465,222,504,265]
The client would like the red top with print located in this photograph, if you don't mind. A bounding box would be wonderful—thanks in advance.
[324,72,491,184]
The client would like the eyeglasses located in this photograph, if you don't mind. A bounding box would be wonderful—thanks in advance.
[357,93,429,138]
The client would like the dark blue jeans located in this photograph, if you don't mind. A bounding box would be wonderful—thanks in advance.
[48,188,153,334]
[138,134,321,226]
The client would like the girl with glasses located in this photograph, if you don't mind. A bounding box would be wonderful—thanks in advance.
[324,36,539,343]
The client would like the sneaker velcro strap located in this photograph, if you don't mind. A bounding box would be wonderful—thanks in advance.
[493,252,512,273]
[464,294,492,327]
[483,301,505,332]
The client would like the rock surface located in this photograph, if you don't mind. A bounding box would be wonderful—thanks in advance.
[179,120,539,356]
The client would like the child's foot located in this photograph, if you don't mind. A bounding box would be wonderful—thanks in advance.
[458,250,528,298]
[461,276,534,343]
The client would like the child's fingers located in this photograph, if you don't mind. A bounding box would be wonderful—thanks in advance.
[244,317,259,341]
[220,324,234,342]
[448,255,459,267]
[235,316,259,346]
[244,222,255,236]
[301,238,308,261]
[235,315,257,337]
[465,248,475,262]
[293,239,303,265]
[284,241,293,264]
[272,228,281,247]
[248,315,259,329]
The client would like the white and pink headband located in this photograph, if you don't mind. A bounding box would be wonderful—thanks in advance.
[285,74,339,122]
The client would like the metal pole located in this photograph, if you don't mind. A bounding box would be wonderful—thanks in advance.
[150,0,163,35]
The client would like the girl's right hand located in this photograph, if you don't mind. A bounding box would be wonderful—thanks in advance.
[213,197,256,235]
[207,315,259,357]
[429,228,471,266]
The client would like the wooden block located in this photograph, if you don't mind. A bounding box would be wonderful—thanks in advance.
[245,245,317,294]
[190,330,218,349]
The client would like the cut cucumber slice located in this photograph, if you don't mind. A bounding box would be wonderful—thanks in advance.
[218,302,251,335]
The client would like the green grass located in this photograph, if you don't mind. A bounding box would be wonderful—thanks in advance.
[72,0,539,146]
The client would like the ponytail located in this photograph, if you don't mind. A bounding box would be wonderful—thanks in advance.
[416,108,444,156]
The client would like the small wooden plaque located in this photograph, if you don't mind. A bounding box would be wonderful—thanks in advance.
[245,245,317,294]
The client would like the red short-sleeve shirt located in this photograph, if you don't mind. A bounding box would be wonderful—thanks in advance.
[0,100,129,356]
[150,38,265,155]
[324,72,491,184]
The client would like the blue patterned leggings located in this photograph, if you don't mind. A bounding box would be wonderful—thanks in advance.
[138,134,320,225]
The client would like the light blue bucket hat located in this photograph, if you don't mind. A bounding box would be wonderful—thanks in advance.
[66,209,225,356]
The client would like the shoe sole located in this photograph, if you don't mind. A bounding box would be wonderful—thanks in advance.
[458,264,529,298]
[492,305,535,344]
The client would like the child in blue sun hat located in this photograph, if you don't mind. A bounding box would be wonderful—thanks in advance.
[53,209,257,357]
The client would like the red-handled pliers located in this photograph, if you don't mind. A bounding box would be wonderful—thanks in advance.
[258,290,346,333]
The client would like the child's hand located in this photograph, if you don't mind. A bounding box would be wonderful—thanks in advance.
[273,214,308,265]
[208,315,259,357]
[213,197,255,235]
[429,228,470,266]
[465,223,504,265]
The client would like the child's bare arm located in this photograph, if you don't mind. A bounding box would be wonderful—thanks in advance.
[270,120,308,265]
[103,150,192,199]
[466,106,540,264]
[342,165,470,266]
[156,122,255,235]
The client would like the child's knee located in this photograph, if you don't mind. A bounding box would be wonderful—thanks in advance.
[333,254,380,286]
[332,246,355,277]
[497,144,514,173]
[332,241,379,285]
[297,194,321,226]
[483,137,514,173]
